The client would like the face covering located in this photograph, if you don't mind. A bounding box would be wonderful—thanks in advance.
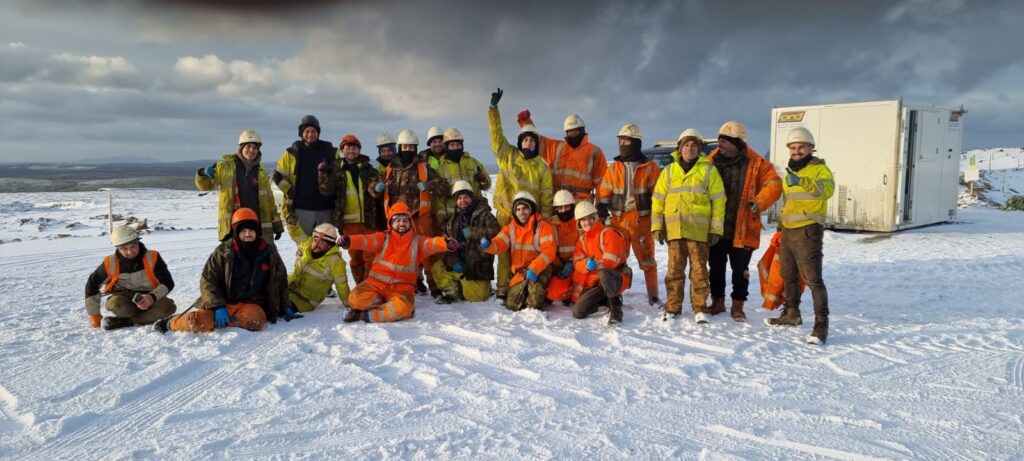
[398,151,416,166]
[788,154,815,172]
[445,148,465,161]
[565,132,585,149]
[618,141,642,160]
[557,209,574,222]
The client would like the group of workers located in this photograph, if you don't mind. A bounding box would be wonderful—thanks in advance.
[84,88,834,344]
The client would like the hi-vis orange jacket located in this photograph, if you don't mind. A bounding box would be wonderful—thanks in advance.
[548,216,578,267]
[348,206,449,294]
[756,231,805,310]
[519,116,607,201]
[572,221,631,298]
[707,146,782,249]
[484,213,557,286]
[597,156,661,216]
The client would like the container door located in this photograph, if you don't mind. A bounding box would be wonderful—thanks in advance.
[901,109,917,224]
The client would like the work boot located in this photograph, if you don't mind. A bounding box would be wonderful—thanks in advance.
[430,290,443,300]
[648,296,663,308]
[806,317,829,345]
[102,317,134,331]
[765,307,802,326]
[152,316,171,334]
[343,309,368,323]
[708,297,726,315]
[662,309,680,321]
[730,300,746,322]
[608,296,624,325]
[436,294,456,305]
[415,278,428,294]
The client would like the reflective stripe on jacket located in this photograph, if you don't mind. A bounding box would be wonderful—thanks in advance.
[547,216,579,265]
[103,250,159,293]
[598,157,660,216]
[288,236,351,311]
[433,153,491,224]
[483,213,557,286]
[756,231,805,310]
[349,230,449,293]
[780,159,834,229]
[651,155,726,242]
[706,147,782,249]
[571,222,630,297]
[488,108,553,220]
[196,153,283,242]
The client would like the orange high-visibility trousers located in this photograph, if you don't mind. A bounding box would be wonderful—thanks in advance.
[545,273,574,302]
[170,302,266,333]
[341,223,376,284]
[611,212,657,301]
[348,281,416,323]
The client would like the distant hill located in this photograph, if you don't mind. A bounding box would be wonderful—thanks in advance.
[0,161,276,192]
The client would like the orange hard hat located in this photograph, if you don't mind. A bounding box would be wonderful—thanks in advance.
[340,134,361,149]
[387,203,412,221]
[231,207,259,228]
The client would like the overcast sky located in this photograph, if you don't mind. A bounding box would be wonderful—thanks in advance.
[1,0,1021,167]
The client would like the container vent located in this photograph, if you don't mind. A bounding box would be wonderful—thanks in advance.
[837,185,848,221]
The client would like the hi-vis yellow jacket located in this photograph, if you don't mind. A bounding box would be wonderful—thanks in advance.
[651,154,726,242]
[780,158,834,229]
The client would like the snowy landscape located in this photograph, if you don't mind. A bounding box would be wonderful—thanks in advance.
[0,150,1022,460]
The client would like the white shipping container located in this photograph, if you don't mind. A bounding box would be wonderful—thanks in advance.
[768,100,964,232]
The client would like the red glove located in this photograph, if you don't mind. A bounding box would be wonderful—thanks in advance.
[336,235,351,248]
[516,110,531,126]
[446,238,461,252]
[89,314,102,328]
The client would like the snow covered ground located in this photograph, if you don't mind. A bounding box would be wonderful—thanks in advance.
[1,182,1023,459]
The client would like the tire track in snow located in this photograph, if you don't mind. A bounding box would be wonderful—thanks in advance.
[706,424,888,461]
[27,336,279,459]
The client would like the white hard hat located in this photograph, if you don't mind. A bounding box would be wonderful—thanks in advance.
[553,190,576,207]
[427,126,444,141]
[786,127,816,147]
[451,180,473,197]
[574,200,598,221]
[718,120,748,141]
[511,190,538,211]
[676,128,705,146]
[312,223,339,241]
[397,129,419,146]
[617,123,642,140]
[110,224,140,247]
[563,114,585,131]
[376,132,395,147]
[238,129,262,146]
[520,124,539,136]
[443,127,464,143]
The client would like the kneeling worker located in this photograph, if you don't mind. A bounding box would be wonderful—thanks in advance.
[341,203,459,322]
[571,201,631,325]
[431,181,501,304]
[285,223,352,317]
[481,191,557,311]
[154,208,288,333]
[85,224,177,330]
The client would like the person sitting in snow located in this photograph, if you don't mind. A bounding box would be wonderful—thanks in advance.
[285,223,352,318]
[153,208,288,333]
[84,224,177,330]
[481,191,557,311]
[430,180,501,304]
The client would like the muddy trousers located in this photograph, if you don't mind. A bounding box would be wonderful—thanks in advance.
[709,240,753,301]
[169,303,267,333]
[664,239,711,314]
[780,224,829,319]
[348,281,415,322]
[430,260,493,302]
[414,215,439,293]
[572,269,624,319]
[106,294,177,325]
[611,213,658,301]
[341,223,375,284]
[506,268,552,311]
[495,213,512,298]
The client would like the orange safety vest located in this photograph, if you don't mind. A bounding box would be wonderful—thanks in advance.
[351,230,448,293]
[102,250,160,293]
[571,222,630,299]
[488,214,557,286]
[384,162,432,218]
[756,231,804,310]
[547,216,579,264]
[543,136,606,201]
[597,159,661,216]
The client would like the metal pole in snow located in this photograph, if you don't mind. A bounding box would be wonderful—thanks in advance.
[108,193,113,235]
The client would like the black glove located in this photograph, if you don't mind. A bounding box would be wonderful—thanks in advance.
[337,235,351,248]
[267,312,277,325]
[490,88,503,107]
[653,229,666,245]
[708,233,722,247]
[597,203,610,220]
[274,231,282,241]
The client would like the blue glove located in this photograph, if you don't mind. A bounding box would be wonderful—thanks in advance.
[374,182,386,193]
[559,263,574,279]
[417,182,428,192]
[453,261,465,273]
[786,172,801,187]
[204,166,216,178]
[461,228,472,239]
[525,269,539,282]
[282,306,304,322]
[585,257,600,272]
[480,237,491,250]
[214,307,230,328]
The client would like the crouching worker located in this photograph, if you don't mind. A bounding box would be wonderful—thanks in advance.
[285,223,351,318]
[154,208,288,333]
[431,181,501,304]
[85,225,176,330]
[571,201,631,325]
[545,190,579,306]
[340,203,459,322]
[481,191,557,311]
